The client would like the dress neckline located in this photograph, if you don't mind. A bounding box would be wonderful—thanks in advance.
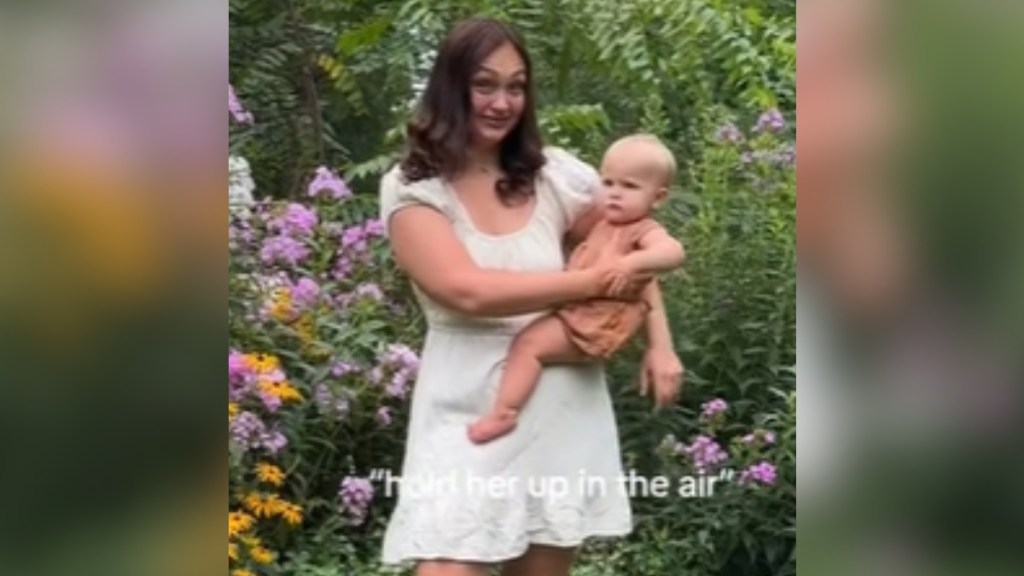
[443,178,544,241]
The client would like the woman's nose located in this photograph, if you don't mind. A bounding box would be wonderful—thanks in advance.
[490,92,510,111]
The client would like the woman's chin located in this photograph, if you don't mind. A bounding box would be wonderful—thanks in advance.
[472,128,509,148]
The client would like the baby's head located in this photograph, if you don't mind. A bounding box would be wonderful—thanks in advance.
[598,134,676,224]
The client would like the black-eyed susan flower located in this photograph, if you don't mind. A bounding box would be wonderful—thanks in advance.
[249,546,274,565]
[258,380,303,403]
[243,492,273,518]
[264,494,289,517]
[228,542,238,561]
[280,502,303,526]
[232,569,255,576]
[255,462,285,487]
[244,353,280,374]
[227,511,254,538]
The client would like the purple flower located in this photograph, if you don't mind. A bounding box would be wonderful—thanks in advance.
[341,225,368,253]
[339,476,375,525]
[700,398,728,420]
[376,406,392,427]
[260,235,310,266]
[383,344,420,369]
[333,255,355,281]
[715,122,744,145]
[229,350,249,383]
[331,361,358,378]
[742,149,786,167]
[261,429,288,454]
[228,353,254,402]
[229,410,289,454]
[267,203,318,238]
[290,277,320,310]
[753,109,786,134]
[308,167,352,200]
[355,283,385,303]
[741,429,777,446]
[774,144,796,166]
[367,366,383,384]
[314,384,351,421]
[682,435,729,474]
[230,411,265,449]
[229,84,254,124]
[258,388,282,413]
[739,461,777,486]
[363,218,385,237]
[386,374,411,399]
[377,343,420,400]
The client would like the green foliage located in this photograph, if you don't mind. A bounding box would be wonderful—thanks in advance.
[230,0,794,198]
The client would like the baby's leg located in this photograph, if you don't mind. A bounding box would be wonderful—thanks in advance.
[468,316,586,444]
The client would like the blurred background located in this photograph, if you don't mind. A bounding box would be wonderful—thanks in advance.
[799,0,1024,574]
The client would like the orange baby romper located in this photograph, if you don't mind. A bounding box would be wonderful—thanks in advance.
[555,216,664,359]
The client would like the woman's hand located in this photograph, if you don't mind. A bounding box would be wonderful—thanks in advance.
[640,345,684,409]
[592,258,652,300]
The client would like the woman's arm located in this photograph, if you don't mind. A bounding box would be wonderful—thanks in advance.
[389,206,633,316]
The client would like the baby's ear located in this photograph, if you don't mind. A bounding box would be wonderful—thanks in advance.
[652,186,669,208]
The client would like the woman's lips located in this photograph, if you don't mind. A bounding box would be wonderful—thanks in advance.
[480,117,510,129]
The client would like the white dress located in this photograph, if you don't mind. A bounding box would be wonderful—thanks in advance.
[378,147,633,566]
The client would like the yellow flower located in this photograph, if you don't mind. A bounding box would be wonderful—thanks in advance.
[294,313,315,338]
[280,502,303,526]
[258,380,303,403]
[228,403,239,421]
[232,570,255,576]
[243,492,273,518]
[256,462,285,487]
[268,288,295,322]
[227,511,254,538]
[244,353,280,374]
[238,534,262,549]
[228,542,238,561]
[250,546,274,565]
[264,494,289,517]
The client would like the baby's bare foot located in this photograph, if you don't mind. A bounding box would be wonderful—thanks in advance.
[467,409,519,444]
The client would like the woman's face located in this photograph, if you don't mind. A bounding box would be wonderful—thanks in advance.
[469,42,527,150]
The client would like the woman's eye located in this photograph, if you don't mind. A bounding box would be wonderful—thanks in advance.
[508,82,525,94]
[472,79,497,93]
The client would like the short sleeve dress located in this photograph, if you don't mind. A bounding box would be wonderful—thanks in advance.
[377,147,633,566]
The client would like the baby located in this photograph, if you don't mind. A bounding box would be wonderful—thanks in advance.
[467,134,686,444]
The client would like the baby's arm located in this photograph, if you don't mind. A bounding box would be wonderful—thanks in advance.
[623,225,686,273]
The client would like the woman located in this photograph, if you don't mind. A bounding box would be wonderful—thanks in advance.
[379,17,683,576]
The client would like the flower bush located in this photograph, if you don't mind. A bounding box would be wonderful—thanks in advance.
[228,86,424,572]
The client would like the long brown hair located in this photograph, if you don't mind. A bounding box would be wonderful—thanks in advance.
[400,17,545,204]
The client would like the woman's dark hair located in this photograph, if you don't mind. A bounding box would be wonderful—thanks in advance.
[400,17,545,204]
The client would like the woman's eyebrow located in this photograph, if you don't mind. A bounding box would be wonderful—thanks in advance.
[477,66,526,77]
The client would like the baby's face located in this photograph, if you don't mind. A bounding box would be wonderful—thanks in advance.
[598,143,667,224]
